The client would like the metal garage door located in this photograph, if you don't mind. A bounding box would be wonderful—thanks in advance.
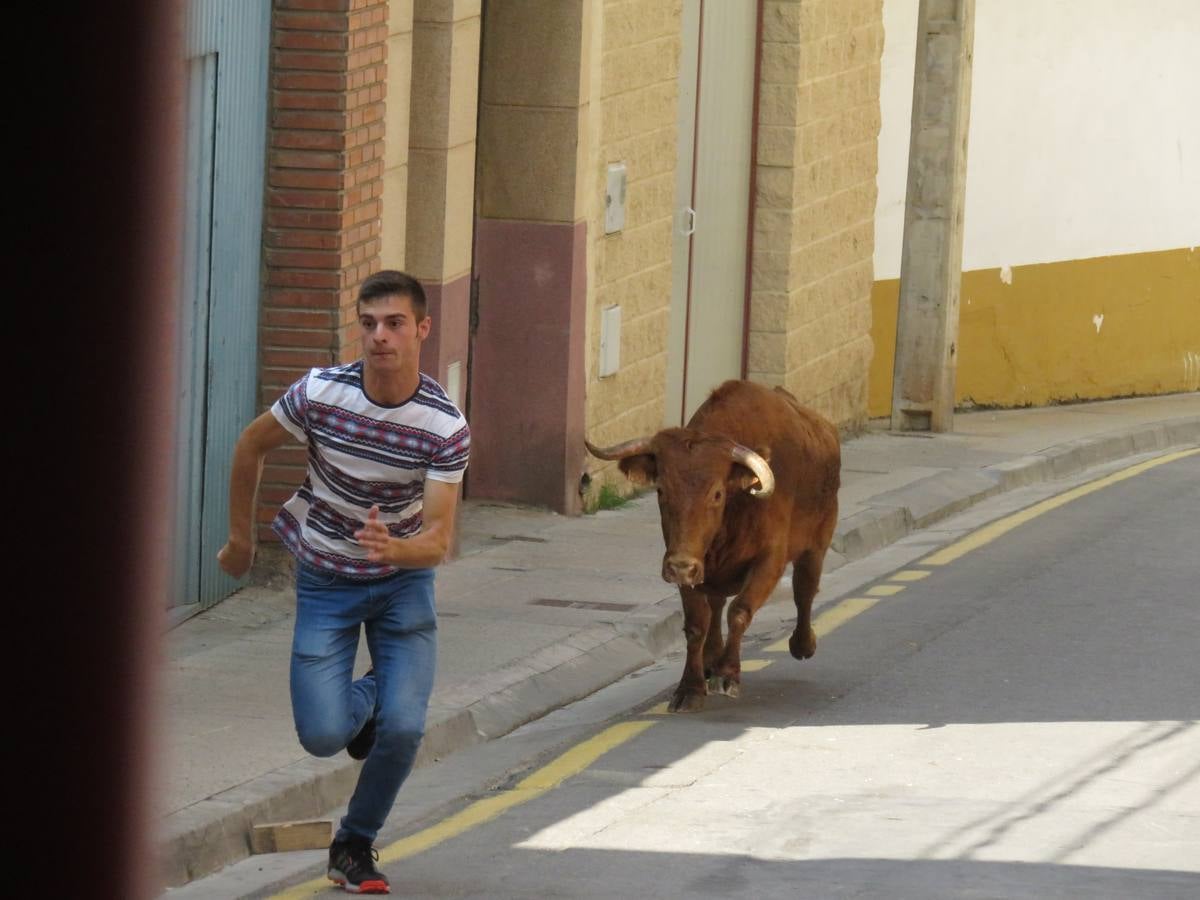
[174,0,270,615]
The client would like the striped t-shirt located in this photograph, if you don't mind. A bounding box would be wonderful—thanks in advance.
[270,362,470,579]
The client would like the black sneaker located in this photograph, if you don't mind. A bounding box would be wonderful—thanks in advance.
[328,837,389,894]
[347,669,377,761]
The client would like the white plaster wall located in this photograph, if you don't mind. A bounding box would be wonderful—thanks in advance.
[874,0,1200,279]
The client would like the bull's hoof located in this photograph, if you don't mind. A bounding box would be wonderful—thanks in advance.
[706,674,741,698]
[668,689,707,713]
[789,626,817,660]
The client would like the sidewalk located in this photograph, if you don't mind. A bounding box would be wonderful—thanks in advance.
[157,393,1200,888]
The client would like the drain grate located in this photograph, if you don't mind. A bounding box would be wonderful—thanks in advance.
[531,598,636,612]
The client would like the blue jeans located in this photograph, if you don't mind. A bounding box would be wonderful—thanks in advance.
[291,563,437,843]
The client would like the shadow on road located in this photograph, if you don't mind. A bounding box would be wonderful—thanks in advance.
[397,852,1200,900]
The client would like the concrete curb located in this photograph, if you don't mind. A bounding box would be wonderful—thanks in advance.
[160,415,1199,887]
[830,416,1199,562]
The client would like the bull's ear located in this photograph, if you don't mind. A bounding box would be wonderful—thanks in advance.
[730,446,771,493]
[619,453,657,486]
[729,463,759,493]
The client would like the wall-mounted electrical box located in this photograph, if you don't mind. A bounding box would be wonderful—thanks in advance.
[605,162,627,234]
[599,305,621,377]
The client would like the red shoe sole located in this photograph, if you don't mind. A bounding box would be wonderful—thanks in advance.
[330,877,390,894]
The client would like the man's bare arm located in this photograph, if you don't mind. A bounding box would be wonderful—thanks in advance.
[354,478,461,569]
[217,411,296,578]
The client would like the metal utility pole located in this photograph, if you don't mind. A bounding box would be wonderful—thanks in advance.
[891,0,975,432]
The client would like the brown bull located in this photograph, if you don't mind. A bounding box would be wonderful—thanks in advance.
[587,380,840,712]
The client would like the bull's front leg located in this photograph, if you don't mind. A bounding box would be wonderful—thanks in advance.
[702,594,727,677]
[709,557,789,699]
[669,586,712,713]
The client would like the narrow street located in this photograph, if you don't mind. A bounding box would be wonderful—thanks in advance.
[197,451,1199,900]
[380,452,1197,898]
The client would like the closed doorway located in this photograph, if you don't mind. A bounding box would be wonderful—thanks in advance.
[665,0,760,425]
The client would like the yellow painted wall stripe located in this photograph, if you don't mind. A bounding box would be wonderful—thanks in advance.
[921,448,1199,567]
[866,584,905,596]
[765,597,879,652]
[270,720,656,898]
[868,249,1200,416]
[891,569,930,582]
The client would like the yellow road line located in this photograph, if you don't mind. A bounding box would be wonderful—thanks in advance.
[921,448,1199,567]
[891,569,931,582]
[866,584,905,596]
[740,658,773,672]
[270,720,656,898]
[513,721,655,790]
[765,597,879,652]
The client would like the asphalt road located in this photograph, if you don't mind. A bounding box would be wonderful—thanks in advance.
[205,451,1200,900]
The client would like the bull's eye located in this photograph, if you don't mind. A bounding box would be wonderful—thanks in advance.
[713,489,723,503]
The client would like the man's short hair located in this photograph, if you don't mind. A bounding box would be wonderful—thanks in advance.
[357,270,428,320]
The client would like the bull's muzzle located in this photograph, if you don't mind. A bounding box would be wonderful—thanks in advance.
[663,553,703,587]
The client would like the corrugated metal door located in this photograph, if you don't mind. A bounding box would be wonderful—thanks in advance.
[174,0,271,612]
[666,0,759,424]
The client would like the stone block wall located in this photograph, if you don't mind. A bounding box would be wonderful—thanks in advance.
[406,0,479,397]
[749,0,882,428]
[585,0,683,455]
[380,0,414,270]
[467,0,589,513]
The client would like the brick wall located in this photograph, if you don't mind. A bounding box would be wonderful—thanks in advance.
[258,0,390,542]
[749,0,883,428]
[586,0,682,485]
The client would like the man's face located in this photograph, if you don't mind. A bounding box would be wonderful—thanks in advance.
[359,293,430,373]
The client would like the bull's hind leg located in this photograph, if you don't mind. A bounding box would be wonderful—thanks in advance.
[789,545,832,660]
[669,586,712,713]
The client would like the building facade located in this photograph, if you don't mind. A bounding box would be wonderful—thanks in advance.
[174,0,888,611]
[870,0,1200,417]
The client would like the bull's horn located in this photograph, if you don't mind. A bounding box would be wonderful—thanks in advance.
[585,436,654,460]
[731,444,775,498]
